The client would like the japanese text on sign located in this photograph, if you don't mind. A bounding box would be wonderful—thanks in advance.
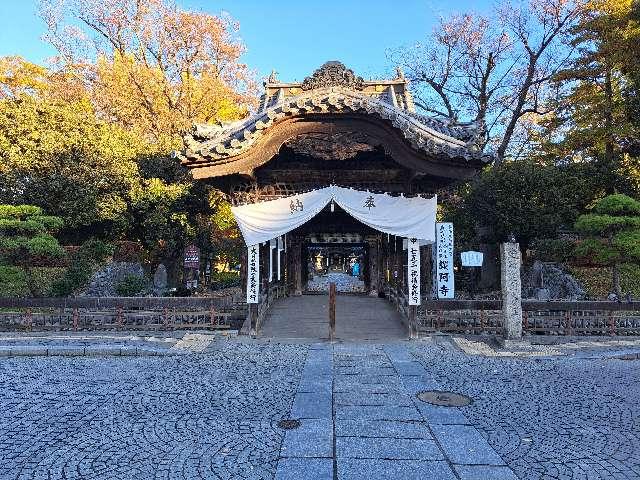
[461,251,483,267]
[363,196,376,210]
[184,245,200,269]
[289,198,303,214]
[407,237,421,305]
[435,223,454,299]
[246,245,260,304]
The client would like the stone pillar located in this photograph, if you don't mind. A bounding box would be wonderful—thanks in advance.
[366,236,379,297]
[500,242,523,339]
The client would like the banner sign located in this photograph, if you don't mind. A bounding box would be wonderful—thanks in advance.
[436,223,454,299]
[461,251,483,267]
[277,236,284,280]
[407,237,421,305]
[246,244,260,303]
[231,185,437,246]
[184,245,200,269]
[269,239,277,282]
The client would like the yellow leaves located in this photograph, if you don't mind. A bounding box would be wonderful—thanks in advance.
[0,91,153,201]
[135,178,189,203]
[96,194,128,221]
[169,213,195,237]
[93,50,249,138]
[586,0,632,16]
[38,0,257,139]
[0,56,49,99]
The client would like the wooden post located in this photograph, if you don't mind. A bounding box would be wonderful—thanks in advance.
[329,282,336,341]
[26,308,33,332]
[366,236,380,297]
[210,304,217,328]
[249,303,258,336]
[408,305,417,339]
[72,308,79,331]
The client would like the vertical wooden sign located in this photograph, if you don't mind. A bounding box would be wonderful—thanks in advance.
[435,223,455,299]
[407,237,421,305]
[247,244,260,303]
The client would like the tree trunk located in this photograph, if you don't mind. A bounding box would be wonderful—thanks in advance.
[603,66,616,187]
[612,263,621,298]
[495,59,537,165]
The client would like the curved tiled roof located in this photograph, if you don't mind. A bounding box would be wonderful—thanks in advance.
[181,88,489,164]
[178,62,493,176]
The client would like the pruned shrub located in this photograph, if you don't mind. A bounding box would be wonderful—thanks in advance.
[115,274,147,296]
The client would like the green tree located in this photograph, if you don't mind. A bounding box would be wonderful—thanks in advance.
[0,58,242,289]
[449,160,599,256]
[0,69,151,239]
[0,204,65,296]
[574,193,640,296]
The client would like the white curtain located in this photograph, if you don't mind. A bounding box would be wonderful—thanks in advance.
[231,186,437,246]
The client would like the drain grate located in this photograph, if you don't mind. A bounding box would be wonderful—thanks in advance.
[277,419,301,430]
[417,390,473,407]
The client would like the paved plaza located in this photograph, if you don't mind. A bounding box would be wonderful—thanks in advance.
[1,336,640,480]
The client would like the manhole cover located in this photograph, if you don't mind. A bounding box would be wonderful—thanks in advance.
[417,390,473,407]
[614,353,640,361]
[277,419,301,430]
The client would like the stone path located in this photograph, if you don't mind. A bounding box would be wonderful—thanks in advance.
[260,295,408,341]
[1,337,639,479]
[276,342,516,480]
[307,272,366,293]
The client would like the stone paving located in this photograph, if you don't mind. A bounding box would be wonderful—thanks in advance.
[1,337,639,479]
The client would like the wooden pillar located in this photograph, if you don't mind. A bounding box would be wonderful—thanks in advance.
[367,236,379,297]
[240,247,247,295]
[421,244,432,299]
[329,282,336,341]
[290,237,303,295]
[408,304,417,339]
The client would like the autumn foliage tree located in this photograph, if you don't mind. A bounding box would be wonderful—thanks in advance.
[0,0,254,292]
[38,0,255,140]
[536,0,640,196]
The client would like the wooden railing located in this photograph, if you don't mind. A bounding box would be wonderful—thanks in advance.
[415,300,640,336]
[522,301,640,336]
[0,296,246,332]
[241,283,287,336]
[2,296,640,336]
[381,289,640,337]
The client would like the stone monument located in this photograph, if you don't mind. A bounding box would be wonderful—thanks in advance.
[153,264,168,295]
[501,242,523,340]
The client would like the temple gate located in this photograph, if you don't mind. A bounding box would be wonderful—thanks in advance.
[177,61,489,336]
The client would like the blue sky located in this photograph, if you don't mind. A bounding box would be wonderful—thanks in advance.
[0,1,492,82]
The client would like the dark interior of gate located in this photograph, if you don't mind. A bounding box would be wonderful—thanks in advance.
[177,61,489,338]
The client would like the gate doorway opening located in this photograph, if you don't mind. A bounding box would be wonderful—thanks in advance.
[305,242,366,294]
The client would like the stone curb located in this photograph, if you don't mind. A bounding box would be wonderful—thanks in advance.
[0,345,172,357]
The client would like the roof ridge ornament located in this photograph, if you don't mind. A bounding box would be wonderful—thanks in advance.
[301,61,365,91]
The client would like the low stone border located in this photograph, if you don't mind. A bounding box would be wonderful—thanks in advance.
[0,346,170,357]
